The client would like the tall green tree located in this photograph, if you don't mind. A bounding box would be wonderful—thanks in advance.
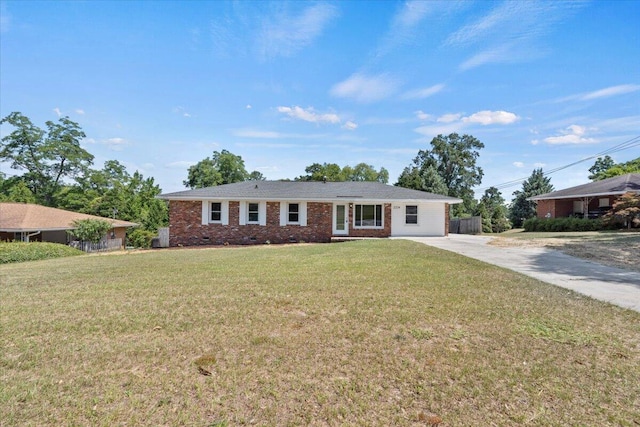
[296,162,388,183]
[396,164,448,195]
[57,160,168,232]
[588,155,616,180]
[184,149,263,189]
[509,168,554,227]
[475,186,510,233]
[396,133,484,216]
[589,156,639,181]
[0,112,93,205]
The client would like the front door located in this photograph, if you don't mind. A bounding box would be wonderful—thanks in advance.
[333,204,348,235]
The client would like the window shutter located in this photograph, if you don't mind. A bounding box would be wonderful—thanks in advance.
[239,202,246,225]
[221,201,229,225]
[201,201,208,225]
[300,201,307,226]
[259,202,267,226]
[279,202,287,226]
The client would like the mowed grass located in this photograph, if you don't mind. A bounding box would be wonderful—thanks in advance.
[1,240,639,426]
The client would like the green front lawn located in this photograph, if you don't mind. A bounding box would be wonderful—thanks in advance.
[1,240,638,426]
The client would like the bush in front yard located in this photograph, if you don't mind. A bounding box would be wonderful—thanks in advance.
[523,217,605,232]
[127,228,156,248]
[0,242,84,264]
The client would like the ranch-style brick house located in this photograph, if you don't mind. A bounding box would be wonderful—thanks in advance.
[158,181,462,246]
[529,173,640,219]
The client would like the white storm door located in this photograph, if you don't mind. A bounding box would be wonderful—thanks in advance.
[333,204,348,235]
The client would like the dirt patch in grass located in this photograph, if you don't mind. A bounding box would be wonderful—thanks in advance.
[490,231,640,272]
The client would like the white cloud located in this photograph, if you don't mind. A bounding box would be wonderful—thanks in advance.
[437,113,462,123]
[232,129,325,139]
[401,83,445,100]
[105,137,128,150]
[276,106,340,124]
[166,161,196,169]
[531,139,539,145]
[543,125,597,145]
[173,106,191,117]
[581,84,640,100]
[513,161,524,168]
[342,121,358,131]
[447,1,584,70]
[554,84,640,103]
[259,3,338,59]
[534,162,546,168]
[330,73,399,103]
[75,109,85,115]
[53,107,62,117]
[415,110,431,121]
[375,0,435,56]
[234,129,282,139]
[246,104,252,109]
[459,44,513,71]
[462,110,519,125]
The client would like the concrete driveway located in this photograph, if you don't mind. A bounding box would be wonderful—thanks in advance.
[400,234,640,313]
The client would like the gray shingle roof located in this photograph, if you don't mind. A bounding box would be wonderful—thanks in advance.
[159,181,462,203]
[529,173,640,200]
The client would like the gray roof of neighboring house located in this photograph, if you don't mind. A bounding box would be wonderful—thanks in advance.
[528,173,640,201]
[159,181,463,203]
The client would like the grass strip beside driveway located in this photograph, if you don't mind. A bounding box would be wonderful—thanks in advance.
[1,240,639,426]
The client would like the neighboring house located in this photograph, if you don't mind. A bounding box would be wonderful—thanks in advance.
[529,173,640,219]
[158,181,462,246]
[0,202,138,248]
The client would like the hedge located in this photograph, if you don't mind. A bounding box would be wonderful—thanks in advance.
[0,242,84,264]
[523,217,607,232]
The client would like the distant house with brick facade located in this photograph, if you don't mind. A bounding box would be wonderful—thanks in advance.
[529,173,640,219]
[158,181,462,246]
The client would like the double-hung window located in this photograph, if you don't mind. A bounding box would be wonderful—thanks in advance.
[288,203,299,223]
[210,202,222,222]
[248,203,260,223]
[405,205,418,224]
[354,204,383,228]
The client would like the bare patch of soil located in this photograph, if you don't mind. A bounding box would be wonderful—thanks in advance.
[490,233,640,272]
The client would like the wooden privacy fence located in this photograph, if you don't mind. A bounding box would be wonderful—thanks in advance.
[157,227,170,248]
[449,216,482,235]
[70,238,122,253]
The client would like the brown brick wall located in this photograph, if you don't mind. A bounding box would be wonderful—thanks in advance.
[168,200,334,246]
[444,204,450,236]
[537,196,617,219]
[536,199,556,218]
[347,203,392,238]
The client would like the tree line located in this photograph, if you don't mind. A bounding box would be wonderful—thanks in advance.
[0,113,168,246]
[2,112,638,238]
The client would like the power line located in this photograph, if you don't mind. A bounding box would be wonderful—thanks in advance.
[477,135,640,193]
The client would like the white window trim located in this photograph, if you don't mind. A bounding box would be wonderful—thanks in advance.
[353,203,384,229]
[202,201,229,225]
[405,205,419,226]
[240,201,266,226]
[280,201,307,226]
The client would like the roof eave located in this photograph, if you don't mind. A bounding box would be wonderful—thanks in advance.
[160,195,462,203]
[528,190,638,201]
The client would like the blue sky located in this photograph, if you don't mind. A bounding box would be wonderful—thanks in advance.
[1,0,639,199]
